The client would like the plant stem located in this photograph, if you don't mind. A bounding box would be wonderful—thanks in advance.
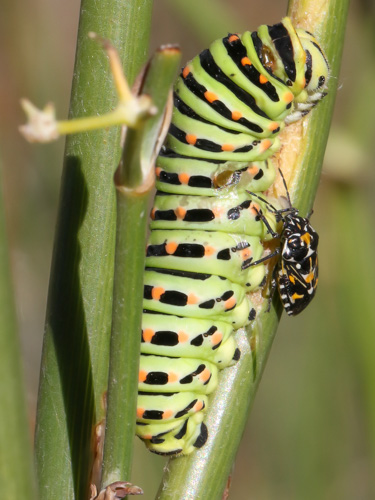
[0,168,37,500]
[34,1,154,499]
[101,47,181,488]
[156,2,349,499]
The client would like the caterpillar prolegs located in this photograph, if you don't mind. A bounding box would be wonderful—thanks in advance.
[136,17,329,455]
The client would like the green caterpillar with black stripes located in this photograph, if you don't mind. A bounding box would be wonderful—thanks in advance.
[136,17,329,455]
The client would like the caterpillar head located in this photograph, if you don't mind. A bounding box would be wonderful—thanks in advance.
[285,29,329,123]
[297,29,329,96]
[256,17,308,96]
[255,18,329,123]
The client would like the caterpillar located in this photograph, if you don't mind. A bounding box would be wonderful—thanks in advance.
[136,17,329,455]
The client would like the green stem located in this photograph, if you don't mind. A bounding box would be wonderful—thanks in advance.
[101,47,181,488]
[0,168,37,499]
[34,1,154,499]
[156,2,349,499]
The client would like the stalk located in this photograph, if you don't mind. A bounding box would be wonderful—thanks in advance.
[0,168,37,499]
[156,1,349,498]
[34,1,154,499]
[101,47,181,489]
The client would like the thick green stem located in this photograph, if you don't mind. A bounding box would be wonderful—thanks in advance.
[101,48,181,488]
[34,1,154,499]
[156,2,349,499]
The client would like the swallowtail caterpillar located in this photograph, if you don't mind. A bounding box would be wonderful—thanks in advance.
[137,17,328,455]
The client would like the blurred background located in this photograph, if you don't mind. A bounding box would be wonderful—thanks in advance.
[1,0,375,498]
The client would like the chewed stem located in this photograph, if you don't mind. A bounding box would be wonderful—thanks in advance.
[19,33,157,143]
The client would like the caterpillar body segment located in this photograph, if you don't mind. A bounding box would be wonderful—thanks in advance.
[141,313,240,366]
[155,156,276,196]
[146,230,266,291]
[136,411,207,456]
[150,191,279,241]
[139,355,219,394]
[143,269,253,328]
[137,17,328,455]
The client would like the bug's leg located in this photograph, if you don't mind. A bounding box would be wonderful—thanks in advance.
[20,34,156,143]
[265,275,278,313]
[245,248,280,312]
[247,190,296,223]
[242,247,280,270]
[252,206,279,238]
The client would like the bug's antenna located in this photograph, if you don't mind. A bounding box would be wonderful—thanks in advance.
[278,168,292,208]
[246,191,279,213]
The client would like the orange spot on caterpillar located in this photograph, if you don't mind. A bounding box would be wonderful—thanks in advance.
[224,296,237,310]
[175,207,187,219]
[152,287,165,300]
[186,134,197,145]
[212,206,224,218]
[139,370,148,383]
[142,434,152,440]
[162,409,174,420]
[228,34,239,43]
[150,208,156,220]
[211,332,223,345]
[268,121,279,131]
[199,368,211,383]
[204,90,218,103]
[187,293,198,305]
[204,246,215,257]
[259,74,268,84]
[178,331,189,343]
[142,329,155,342]
[283,92,294,103]
[231,110,242,120]
[155,167,162,177]
[241,57,252,66]
[165,241,178,254]
[240,248,252,260]
[259,139,272,152]
[193,400,204,412]
[137,407,145,418]
[182,66,190,78]
[221,144,235,152]
[249,201,261,216]
[178,172,190,184]
[247,165,260,175]
[168,372,178,383]
[302,76,306,88]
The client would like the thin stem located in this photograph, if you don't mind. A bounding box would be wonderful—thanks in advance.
[0,168,37,499]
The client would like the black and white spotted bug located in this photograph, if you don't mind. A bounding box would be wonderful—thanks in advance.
[246,169,319,316]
